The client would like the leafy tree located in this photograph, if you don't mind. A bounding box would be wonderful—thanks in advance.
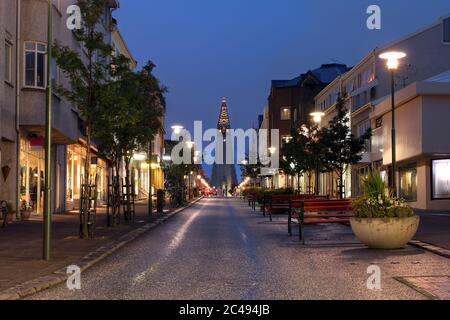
[239,152,263,187]
[95,59,166,219]
[52,0,114,237]
[320,94,371,199]
[163,152,201,207]
[281,126,323,194]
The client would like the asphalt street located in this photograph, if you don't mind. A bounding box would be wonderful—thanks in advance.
[30,198,449,300]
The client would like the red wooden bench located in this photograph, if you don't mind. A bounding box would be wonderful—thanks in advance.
[289,199,353,244]
[262,194,330,222]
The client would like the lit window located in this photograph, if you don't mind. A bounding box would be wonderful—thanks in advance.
[24,42,46,88]
[280,107,291,121]
[444,17,450,43]
[4,41,12,83]
[399,164,418,202]
[432,159,450,199]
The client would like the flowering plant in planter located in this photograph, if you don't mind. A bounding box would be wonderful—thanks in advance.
[352,170,415,218]
[350,170,419,249]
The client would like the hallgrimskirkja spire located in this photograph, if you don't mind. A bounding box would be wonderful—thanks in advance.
[211,98,238,196]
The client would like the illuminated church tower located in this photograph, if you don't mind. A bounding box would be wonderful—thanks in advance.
[211,98,238,196]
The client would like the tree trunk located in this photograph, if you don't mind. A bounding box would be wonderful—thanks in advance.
[124,157,132,221]
[307,172,313,195]
[338,168,344,199]
[81,125,92,239]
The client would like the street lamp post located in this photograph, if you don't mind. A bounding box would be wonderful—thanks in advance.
[310,112,325,196]
[43,0,53,261]
[147,142,152,217]
[268,147,276,189]
[379,51,406,197]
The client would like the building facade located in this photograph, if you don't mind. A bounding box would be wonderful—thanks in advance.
[266,63,350,191]
[0,0,19,214]
[370,72,450,210]
[0,1,162,216]
[314,14,450,207]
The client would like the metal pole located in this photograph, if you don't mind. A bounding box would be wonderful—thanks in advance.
[43,0,52,261]
[391,70,397,197]
[148,142,152,216]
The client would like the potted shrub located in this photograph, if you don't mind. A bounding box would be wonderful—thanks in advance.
[20,201,33,221]
[350,170,420,249]
[1,201,15,224]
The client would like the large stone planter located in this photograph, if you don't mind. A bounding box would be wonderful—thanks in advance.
[350,216,420,249]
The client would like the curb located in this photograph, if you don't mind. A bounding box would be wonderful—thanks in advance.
[409,240,450,259]
[0,197,203,300]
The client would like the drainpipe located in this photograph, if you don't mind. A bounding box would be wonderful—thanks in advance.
[14,0,21,220]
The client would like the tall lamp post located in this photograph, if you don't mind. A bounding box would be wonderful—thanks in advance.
[379,51,406,197]
[43,0,53,261]
[147,142,152,217]
[268,147,277,189]
[310,112,325,196]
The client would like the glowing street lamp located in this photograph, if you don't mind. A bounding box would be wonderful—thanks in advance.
[379,51,406,70]
[310,112,325,195]
[171,125,184,135]
[268,147,277,155]
[379,51,407,196]
[310,112,325,124]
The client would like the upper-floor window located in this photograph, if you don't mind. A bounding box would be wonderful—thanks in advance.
[25,42,46,88]
[357,119,371,152]
[4,41,12,83]
[444,17,450,43]
[280,107,291,121]
[375,117,383,128]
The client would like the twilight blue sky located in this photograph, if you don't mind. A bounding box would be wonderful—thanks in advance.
[114,0,450,178]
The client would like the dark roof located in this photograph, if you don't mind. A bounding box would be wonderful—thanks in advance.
[271,76,302,88]
[271,63,350,89]
[311,63,350,84]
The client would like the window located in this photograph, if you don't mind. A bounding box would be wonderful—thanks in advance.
[444,17,450,43]
[25,42,46,88]
[399,163,418,202]
[280,107,291,121]
[357,119,371,152]
[4,41,12,83]
[432,159,450,199]
[375,117,383,129]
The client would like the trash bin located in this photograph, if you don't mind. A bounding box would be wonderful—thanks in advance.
[157,189,164,213]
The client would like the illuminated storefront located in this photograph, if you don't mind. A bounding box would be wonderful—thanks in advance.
[19,138,45,214]
[66,144,109,210]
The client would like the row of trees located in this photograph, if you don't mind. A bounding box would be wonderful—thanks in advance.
[53,0,165,237]
[242,94,371,199]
